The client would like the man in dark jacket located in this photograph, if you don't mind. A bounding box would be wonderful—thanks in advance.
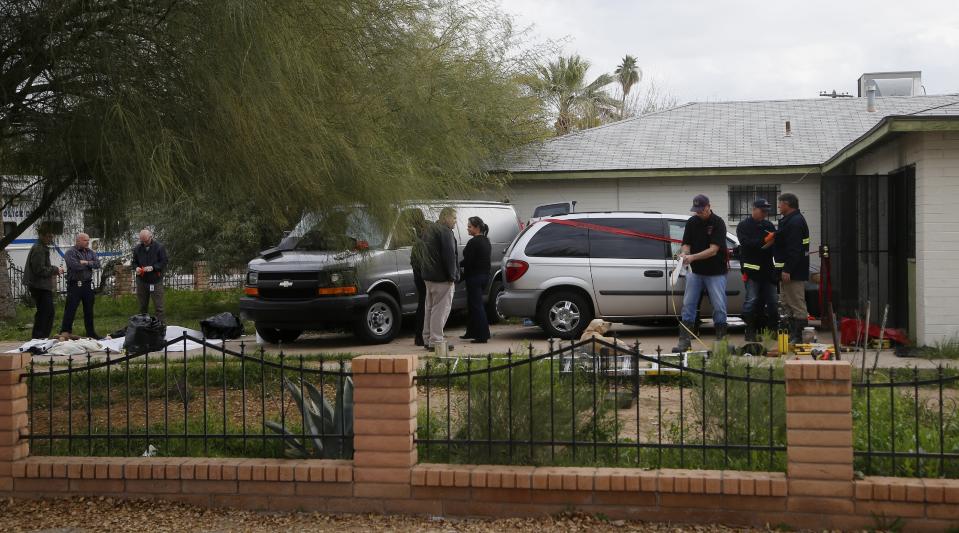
[132,229,169,323]
[736,199,778,342]
[420,207,458,351]
[23,225,63,339]
[60,232,101,338]
[775,193,810,343]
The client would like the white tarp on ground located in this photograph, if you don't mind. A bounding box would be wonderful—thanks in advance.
[8,326,221,354]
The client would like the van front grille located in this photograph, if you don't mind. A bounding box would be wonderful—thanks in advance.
[258,288,316,300]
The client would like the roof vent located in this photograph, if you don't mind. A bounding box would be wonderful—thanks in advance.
[866,84,877,112]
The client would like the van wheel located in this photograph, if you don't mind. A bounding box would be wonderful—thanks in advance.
[255,325,302,345]
[537,291,592,340]
[354,291,400,344]
[486,279,504,325]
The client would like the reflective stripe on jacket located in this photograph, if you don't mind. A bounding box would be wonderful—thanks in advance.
[735,216,777,282]
[774,209,810,280]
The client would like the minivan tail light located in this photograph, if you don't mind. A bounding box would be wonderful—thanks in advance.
[505,260,529,283]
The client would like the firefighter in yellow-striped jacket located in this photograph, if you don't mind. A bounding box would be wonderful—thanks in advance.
[736,199,778,342]
[774,192,811,344]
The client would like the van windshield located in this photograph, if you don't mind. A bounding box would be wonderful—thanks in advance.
[289,210,386,251]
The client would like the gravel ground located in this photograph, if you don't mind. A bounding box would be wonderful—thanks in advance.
[0,497,777,532]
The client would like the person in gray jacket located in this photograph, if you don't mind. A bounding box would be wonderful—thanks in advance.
[22,225,63,339]
[420,207,458,351]
[132,229,169,323]
[60,232,101,338]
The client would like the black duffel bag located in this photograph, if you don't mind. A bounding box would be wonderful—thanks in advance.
[123,314,168,354]
[200,312,244,340]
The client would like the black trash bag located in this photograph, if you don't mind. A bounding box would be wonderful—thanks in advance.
[200,312,244,340]
[123,314,167,354]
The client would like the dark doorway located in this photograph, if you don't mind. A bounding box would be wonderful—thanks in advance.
[821,166,916,330]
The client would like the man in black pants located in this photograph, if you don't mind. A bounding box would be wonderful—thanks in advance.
[60,232,101,338]
[22,225,63,339]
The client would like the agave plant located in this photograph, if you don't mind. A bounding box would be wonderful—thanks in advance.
[266,376,354,459]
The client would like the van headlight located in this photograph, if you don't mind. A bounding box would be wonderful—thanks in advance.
[317,269,358,296]
[246,270,259,286]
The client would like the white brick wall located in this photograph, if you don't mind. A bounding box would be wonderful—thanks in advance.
[485,173,822,243]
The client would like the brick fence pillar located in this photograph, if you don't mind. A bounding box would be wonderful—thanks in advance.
[785,360,854,518]
[351,354,417,501]
[113,264,132,296]
[193,261,210,291]
[0,353,30,493]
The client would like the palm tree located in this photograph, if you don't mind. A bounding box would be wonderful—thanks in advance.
[523,55,617,135]
[614,54,642,119]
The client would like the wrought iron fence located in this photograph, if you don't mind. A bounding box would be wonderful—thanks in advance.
[6,263,244,301]
[853,367,959,478]
[415,337,787,471]
[23,334,353,459]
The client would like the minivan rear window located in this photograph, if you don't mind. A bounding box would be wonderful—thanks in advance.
[524,223,588,258]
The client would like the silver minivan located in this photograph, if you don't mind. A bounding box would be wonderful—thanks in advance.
[240,201,521,344]
[498,212,745,339]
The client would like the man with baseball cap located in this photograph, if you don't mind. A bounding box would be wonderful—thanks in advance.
[775,192,810,344]
[673,194,730,352]
[736,199,778,342]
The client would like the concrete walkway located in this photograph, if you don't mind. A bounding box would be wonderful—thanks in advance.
[4,320,955,369]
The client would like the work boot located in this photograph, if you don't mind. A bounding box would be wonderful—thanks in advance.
[793,318,809,345]
[672,321,695,353]
[715,323,735,354]
[787,318,804,345]
[743,313,757,342]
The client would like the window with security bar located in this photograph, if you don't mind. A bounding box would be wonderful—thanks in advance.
[727,184,781,224]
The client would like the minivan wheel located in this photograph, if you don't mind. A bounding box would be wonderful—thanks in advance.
[537,291,592,340]
[354,291,401,344]
[255,325,302,345]
[486,278,504,325]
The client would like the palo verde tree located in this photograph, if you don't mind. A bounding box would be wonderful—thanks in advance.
[0,1,546,304]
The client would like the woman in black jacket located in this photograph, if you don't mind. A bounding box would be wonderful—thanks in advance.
[460,216,491,343]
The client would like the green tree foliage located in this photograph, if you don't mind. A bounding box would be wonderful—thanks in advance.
[0,0,546,248]
[129,193,287,273]
[521,54,617,136]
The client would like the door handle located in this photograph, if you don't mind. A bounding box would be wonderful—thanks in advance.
[644,270,664,278]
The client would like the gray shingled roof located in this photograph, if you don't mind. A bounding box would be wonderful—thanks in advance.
[501,94,959,173]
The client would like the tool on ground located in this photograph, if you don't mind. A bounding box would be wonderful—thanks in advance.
[861,300,871,376]
[871,304,890,373]
[820,245,843,361]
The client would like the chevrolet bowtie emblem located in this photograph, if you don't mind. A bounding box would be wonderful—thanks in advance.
[279,280,293,288]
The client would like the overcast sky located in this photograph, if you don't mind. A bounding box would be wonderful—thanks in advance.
[501,0,958,103]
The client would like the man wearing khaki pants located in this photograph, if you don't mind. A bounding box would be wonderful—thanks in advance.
[420,207,458,352]
[774,193,810,344]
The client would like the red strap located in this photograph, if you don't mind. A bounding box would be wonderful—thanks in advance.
[545,218,682,244]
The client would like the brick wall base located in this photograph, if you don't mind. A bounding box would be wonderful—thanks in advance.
[3,457,958,531]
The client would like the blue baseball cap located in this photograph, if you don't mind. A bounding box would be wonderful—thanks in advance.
[753,198,772,210]
[690,194,709,213]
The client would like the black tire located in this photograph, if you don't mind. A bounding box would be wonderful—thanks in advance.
[354,291,401,344]
[536,290,593,340]
[255,325,302,344]
[486,278,504,325]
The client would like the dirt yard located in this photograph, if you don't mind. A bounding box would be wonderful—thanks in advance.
[0,497,780,532]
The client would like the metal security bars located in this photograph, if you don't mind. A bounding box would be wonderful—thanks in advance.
[415,337,787,471]
[23,334,353,459]
[853,367,959,478]
[728,184,781,224]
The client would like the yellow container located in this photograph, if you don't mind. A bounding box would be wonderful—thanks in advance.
[777,329,790,355]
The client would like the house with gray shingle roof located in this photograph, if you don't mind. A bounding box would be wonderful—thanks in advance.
[490,92,959,345]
